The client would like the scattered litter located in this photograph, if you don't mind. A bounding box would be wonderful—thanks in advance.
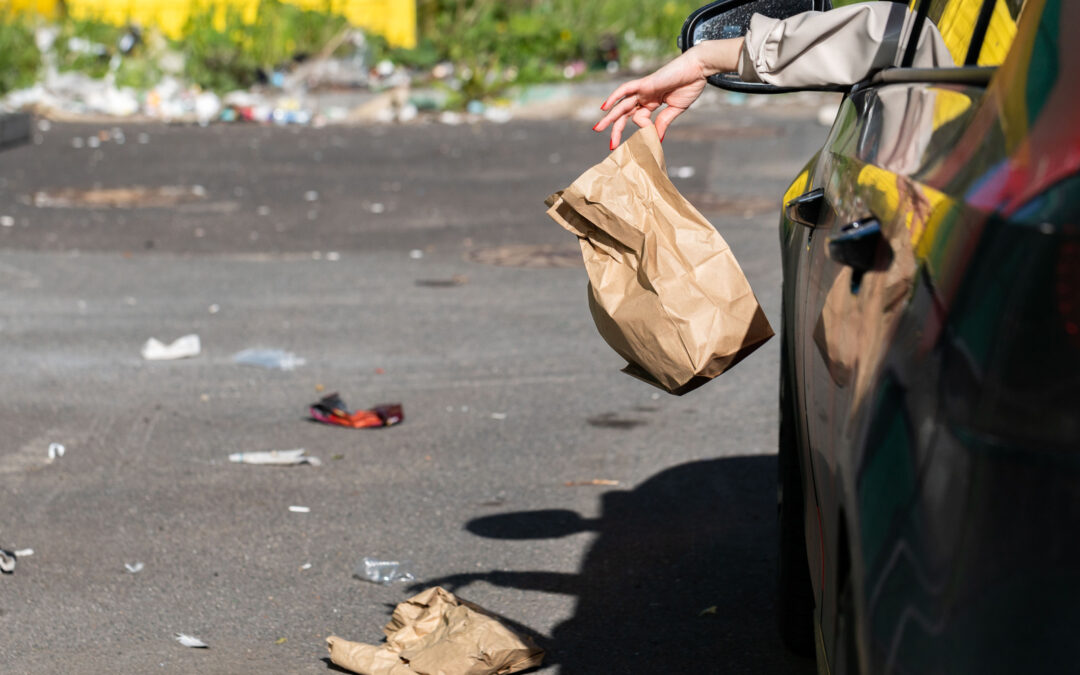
[304,190,319,202]
[353,557,415,585]
[326,251,341,262]
[229,448,321,466]
[208,304,220,314]
[309,393,403,429]
[301,563,312,570]
[48,442,65,460]
[490,412,508,420]
[0,549,16,574]
[288,505,311,513]
[125,562,144,573]
[142,334,201,361]
[367,202,385,214]
[275,637,288,645]
[331,454,344,461]
[564,479,620,487]
[326,587,544,675]
[232,348,305,371]
[409,249,424,259]
[0,216,14,227]
[14,548,33,557]
[414,275,468,288]
[175,633,209,648]
[699,605,718,616]
[670,166,696,179]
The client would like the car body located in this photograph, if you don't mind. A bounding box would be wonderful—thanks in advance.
[689,0,1079,672]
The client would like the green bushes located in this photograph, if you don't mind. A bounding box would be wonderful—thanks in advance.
[0,0,701,98]
[0,12,40,95]
[411,0,698,101]
[182,0,350,91]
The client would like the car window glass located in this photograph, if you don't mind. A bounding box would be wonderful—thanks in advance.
[907,0,1023,66]
[835,0,1024,67]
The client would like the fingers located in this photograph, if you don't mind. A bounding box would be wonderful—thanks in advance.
[610,114,629,150]
[631,105,655,129]
[600,80,640,112]
[653,105,684,141]
[594,94,638,132]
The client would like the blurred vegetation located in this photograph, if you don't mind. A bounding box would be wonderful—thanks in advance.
[1,0,700,97]
[182,0,350,91]
[0,11,41,94]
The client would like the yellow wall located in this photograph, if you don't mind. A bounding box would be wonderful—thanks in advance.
[3,0,417,47]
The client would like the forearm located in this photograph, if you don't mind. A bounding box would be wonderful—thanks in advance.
[685,38,745,77]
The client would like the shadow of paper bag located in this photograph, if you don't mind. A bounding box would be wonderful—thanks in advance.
[546,125,773,394]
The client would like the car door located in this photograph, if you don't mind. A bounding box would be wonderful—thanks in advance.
[794,0,1025,667]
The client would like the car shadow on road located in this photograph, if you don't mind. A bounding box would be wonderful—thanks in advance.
[419,455,816,674]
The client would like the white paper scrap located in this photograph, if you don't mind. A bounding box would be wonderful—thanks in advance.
[175,633,209,648]
[228,449,321,466]
[288,505,311,513]
[142,334,201,361]
[125,562,144,573]
[48,443,65,460]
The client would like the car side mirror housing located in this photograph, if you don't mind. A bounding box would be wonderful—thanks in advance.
[679,0,837,94]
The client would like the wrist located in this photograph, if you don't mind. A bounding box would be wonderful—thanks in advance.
[690,38,744,77]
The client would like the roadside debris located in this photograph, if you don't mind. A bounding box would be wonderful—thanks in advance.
[125,562,145,573]
[288,505,311,513]
[175,633,209,648]
[232,348,305,371]
[354,557,415,585]
[47,442,65,461]
[414,275,468,288]
[564,479,620,487]
[326,586,544,675]
[1,549,17,573]
[309,393,403,429]
[229,449,321,466]
[142,334,201,361]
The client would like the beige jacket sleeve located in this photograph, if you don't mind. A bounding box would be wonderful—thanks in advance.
[738,1,954,87]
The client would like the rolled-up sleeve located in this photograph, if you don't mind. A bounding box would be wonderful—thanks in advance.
[737,1,954,87]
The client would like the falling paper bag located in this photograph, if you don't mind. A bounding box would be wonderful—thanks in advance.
[546,125,773,394]
[326,586,544,675]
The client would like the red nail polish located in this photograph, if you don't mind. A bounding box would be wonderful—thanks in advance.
[609,141,615,151]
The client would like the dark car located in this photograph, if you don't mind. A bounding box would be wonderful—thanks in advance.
[684,0,1080,672]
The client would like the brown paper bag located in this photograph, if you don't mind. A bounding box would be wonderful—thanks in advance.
[326,587,544,675]
[546,125,773,394]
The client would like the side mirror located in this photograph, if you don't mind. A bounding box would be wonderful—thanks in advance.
[679,0,837,94]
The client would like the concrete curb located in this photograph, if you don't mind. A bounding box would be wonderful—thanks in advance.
[0,112,31,149]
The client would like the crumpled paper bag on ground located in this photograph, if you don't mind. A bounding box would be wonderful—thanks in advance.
[546,125,773,394]
[326,586,544,675]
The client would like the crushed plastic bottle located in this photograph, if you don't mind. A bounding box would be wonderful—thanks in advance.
[232,348,305,371]
[354,557,415,585]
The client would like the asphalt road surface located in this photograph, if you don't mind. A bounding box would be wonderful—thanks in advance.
[0,97,830,673]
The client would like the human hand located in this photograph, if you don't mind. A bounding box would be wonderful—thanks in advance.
[593,51,708,149]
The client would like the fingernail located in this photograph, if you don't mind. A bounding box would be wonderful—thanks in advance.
[609,141,615,151]
[592,124,598,131]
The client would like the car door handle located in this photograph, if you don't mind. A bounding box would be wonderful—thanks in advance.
[828,218,884,272]
[785,188,826,227]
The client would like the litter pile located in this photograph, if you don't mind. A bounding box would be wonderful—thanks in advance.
[326,587,544,675]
